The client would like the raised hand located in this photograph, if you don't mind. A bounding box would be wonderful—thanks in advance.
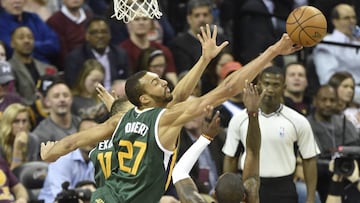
[96,83,117,111]
[242,80,264,113]
[272,33,303,56]
[197,24,229,61]
[13,131,28,149]
[202,105,221,140]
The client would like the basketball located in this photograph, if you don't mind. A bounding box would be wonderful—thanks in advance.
[286,6,327,47]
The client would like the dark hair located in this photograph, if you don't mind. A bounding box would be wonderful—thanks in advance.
[327,71,355,103]
[72,59,105,98]
[203,49,232,90]
[328,71,354,90]
[78,118,97,131]
[44,79,68,97]
[10,26,32,39]
[125,71,148,107]
[259,65,284,78]
[136,47,165,73]
[215,173,245,203]
[110,97,132,116]
[315,84,335,98]
[187,0,212,15]
[86,16,110,31]
[284,62,306,75]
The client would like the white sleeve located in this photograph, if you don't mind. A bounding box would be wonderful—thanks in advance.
[222,113,243,157]
[172,136,210,184]
[297,117,320,158]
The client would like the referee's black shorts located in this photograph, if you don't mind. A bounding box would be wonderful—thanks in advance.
[260,175,298,203]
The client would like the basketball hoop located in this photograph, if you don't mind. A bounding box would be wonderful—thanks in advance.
[112,0,162,23]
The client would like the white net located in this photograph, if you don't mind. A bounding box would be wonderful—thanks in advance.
[112,0,162,23]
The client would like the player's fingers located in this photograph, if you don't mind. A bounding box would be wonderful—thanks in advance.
[197,33,204,44]
[212,25,217,40]
[218,41,229,50]
[200,26,208,41]
[206,24,211,39]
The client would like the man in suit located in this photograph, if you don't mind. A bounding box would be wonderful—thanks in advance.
[8,26,57,105]
[64,17,129,90]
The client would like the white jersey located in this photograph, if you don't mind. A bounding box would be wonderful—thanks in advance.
[222,104,320,177]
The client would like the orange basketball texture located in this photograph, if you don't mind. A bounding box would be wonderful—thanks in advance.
[286,6,327,47]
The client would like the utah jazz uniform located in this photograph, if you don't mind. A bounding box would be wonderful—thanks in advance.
[91,107,176,203]
[89,138,116,187]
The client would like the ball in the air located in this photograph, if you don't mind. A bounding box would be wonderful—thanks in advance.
[286,6,327,47]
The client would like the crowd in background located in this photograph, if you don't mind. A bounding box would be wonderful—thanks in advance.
[0,0,360,202]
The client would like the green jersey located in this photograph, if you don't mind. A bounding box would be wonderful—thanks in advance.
[89,117,124,187]
[91,107,176,203]
[89,139,115,187]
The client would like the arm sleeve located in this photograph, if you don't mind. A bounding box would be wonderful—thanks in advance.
[297,117,320,159]
[172,136,210,184]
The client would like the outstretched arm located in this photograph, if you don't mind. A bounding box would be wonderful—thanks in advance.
[159,32,302,150]
[219,34,302,98]
[40,113,122,162]
[242,82,263,203]
[172,107,220,203]
[167,24,228,107]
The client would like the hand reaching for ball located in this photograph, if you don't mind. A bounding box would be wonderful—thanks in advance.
[272,33,303,55]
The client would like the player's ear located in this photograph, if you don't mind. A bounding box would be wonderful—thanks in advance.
[139,94,150,105]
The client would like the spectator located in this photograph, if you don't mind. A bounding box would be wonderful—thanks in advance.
[0,103,39,169]
[284,62,319,203]
[23,0,52,21]
[201,49,234,95]
[313,3,360,103]
[0,61,22,114]
[284,62,312,116]
[120,16,177,85]
[47,0,93,69]
[38,122,95,203]
[0,156,28,203]
[8,26,57,105]
[28,74,60,128]
[0,0,60,64]
[223,66,320,203]
[232,0,297,66]
[169,0,228,75]
[307,84,360,202]
[64,17,129,90]
[32,80,81,144]
[71,59,107,121]
[327,72,360,130]
[0,40,6,61]
[215,60,244,128]
[176,96,225,194]
[137,48,175,91]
